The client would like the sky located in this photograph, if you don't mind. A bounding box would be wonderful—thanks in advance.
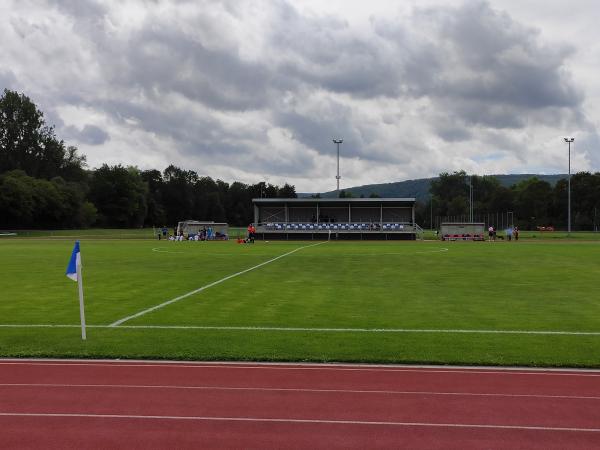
[1,0,598,192]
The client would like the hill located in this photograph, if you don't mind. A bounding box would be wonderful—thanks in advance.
[302,174,567,202]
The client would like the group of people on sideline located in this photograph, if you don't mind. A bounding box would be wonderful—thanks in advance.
[157,225,225,241]
[488,225,519,241]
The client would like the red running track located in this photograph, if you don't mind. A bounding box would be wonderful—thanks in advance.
[1,359,600,449]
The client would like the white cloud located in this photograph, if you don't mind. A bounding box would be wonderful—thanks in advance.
[0,0,598,194]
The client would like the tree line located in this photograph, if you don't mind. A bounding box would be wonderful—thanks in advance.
[0,89,296,229]
[2,89,598,231]
[416,171,600,231]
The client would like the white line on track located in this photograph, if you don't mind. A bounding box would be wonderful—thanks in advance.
[3,323,600,336]
[3,383,600,401]
[1,361,600,376]
[0,412,599,432]
[109,241,326,327]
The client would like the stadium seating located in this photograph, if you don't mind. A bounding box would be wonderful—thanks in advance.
[260,222,416,233]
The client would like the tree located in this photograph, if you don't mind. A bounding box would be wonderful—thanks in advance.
[88,165,148,227]
[513,177,553,229]
[278,183,297,198]
[429,171,468,216]
[141,169,166,226]
[0,89,86,181]
[0,170,96,228]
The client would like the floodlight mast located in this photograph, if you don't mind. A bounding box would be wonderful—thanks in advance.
[469,175,473,222]
[564,137,574,236]
[333,138,343,193]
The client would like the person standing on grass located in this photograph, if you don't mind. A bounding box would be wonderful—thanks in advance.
[247,223,256,243]
[488,225,494,241]
[514,226,519,241]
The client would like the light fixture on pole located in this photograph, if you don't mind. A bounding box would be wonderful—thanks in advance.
[564,137,574,236]
[333,138,343,193]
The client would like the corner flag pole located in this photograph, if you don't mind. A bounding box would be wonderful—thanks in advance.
[66,241,87,340]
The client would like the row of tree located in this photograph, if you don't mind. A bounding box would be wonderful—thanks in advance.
[417,171,600,231]
[1,89,598,230]
[0,89,296,229]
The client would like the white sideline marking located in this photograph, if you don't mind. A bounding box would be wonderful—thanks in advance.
[2,323,600,336]
[3,383,600,401]
[0,412,599,433]
[109,242,326,327]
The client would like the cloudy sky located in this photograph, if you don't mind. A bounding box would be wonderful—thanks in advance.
[1,0,598,192]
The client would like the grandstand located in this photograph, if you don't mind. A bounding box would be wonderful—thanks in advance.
[253,198,419,240]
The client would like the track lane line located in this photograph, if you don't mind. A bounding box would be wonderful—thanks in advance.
[3,383,600,400]
[1,412,599,433]
[1,360,600,377]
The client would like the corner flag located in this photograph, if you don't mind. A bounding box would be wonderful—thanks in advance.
[66,241,81,281]
[66,241,87,340]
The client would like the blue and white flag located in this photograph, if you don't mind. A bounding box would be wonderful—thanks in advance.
[66,241,81,282]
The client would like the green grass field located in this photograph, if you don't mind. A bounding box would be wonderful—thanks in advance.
[1,235,600,367]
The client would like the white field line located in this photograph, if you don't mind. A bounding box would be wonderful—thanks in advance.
[2,361,600,376]
[152,248,267,256]
[3,383,600,401]
[3,323,600,337]
[0,412,599,432]
[415,248,449,254]
[109,242,326,327]
[151,248,185,254]
[330,248,449,256]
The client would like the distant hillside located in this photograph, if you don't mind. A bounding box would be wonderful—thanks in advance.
[301,174,567,202]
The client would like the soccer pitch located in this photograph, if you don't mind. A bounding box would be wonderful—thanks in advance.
[1,237,600,367]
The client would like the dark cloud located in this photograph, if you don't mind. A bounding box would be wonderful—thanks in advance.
[372,2,582,127]
[435,124,472,142]
[64,124,109,145]
[120,26,272,111]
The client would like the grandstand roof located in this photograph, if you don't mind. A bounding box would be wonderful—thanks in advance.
[252,197,415,205]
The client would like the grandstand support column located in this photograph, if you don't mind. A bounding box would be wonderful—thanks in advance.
[380,203,383,226]
[254,204,259,224]
[316,203,319,224]
[284,203,288,223]
[348,204,352,223]
[412,205,416,227]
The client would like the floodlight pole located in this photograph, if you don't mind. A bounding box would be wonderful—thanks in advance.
[469,176,473,222]
[564,137,574,236]
[430,193,433,230]
[333,138,343,193]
